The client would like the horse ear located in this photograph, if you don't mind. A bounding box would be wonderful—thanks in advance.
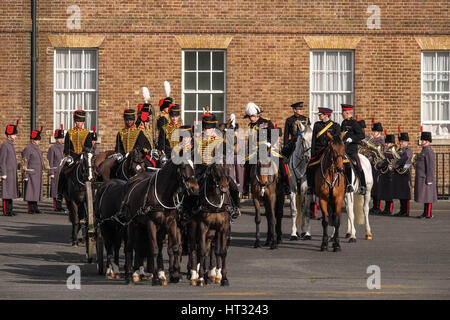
[326,131,333,140]
[339,131,346,141]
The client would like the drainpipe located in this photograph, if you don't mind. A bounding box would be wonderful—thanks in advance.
[31,0,37,131]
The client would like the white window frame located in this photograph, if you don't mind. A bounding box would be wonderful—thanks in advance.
[181,50,227,124]
[421,51,450,137]
[309,50,354,124]
[53,48,98,131]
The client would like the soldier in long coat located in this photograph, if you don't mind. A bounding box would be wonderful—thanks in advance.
[47,127,65,212]
[368,122,385,214]
[392,131,413,216]
[375,134,396,215]
[22,128,44,214]
[415,131,438,219]
[1,122,19,216]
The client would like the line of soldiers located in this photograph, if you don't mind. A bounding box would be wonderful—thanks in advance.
[0,94,439,219]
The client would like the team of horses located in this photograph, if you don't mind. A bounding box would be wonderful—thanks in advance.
[60,123,374,286]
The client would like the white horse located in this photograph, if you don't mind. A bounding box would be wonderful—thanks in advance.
[344,154,374,242]
[287,122,312,240]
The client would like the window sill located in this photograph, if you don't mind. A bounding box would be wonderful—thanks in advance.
[417,138,450,146]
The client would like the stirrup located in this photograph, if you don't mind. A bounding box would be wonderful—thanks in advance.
[346,185,354,193]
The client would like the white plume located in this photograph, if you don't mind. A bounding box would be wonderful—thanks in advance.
[164,81,171,97]
[230,113,236,128]
[245,102,260,116]
[142,87,150,103]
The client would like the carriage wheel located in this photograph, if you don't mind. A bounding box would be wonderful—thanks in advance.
[96,233,104,275]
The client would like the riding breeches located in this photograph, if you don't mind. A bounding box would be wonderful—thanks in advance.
[346,153,366,188]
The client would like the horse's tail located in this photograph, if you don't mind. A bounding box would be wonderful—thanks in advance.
[354,193,365,225]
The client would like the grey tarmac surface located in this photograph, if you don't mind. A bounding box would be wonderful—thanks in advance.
[0,198,449,300]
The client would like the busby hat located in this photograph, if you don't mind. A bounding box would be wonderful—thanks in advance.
[385,134,395,144]
[244,102,262,119]
[5,120,19,136]
[420,131,432,142]
[341,104,354,111]
[159,81,173,112]
[372,122,383,132]
[168,104,181,117]
[73,110,86,122]
[31,126,43,141]
[318,107,332,115]
[291,102,304,109]
[397,126,409,142]
[123,108,137,120]
[201,113,218,129]
[179,125,193,140]
[54,124,65,139]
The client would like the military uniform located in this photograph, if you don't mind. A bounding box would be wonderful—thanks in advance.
[414,132,437,218]
[157,105,182,157]
[375,134,396,215]
[48,128,65,212]
[22,129,44,214]
[1,123,19,216]
[392,132,413,216]
[115,126,150,155]
[282,102,310,159]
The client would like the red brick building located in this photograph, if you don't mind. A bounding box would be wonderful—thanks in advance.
[1,1,450,191]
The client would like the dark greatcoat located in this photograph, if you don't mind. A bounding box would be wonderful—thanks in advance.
[22,143,43,202]
[0,139,18,199]
[47,142,64,199]
[392,145,413,200]
[414,145,438,204]
[368,136,385,198]
[375,155,394,201]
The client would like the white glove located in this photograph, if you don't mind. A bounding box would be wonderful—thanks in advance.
[265,142,271,148]
[346,138,353,143]
[1,175,6,180]
[427,182,433,185]
[50,175,55,179]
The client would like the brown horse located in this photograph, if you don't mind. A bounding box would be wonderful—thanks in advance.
[315,132,346,252]
[250,157,284,250]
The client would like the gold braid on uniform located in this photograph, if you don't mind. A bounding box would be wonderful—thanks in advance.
[162,123,181,150]
[194,135,224,165]
[68,128,90,155]
[119,127,141,154]
[140,127,155,150]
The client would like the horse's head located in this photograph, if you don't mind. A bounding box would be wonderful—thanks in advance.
[208,163,230,194]
[256,160,277,186]
[127,147,146,174]
[177,159,199,196]
[327,131,346,171]
[80,148,96,182]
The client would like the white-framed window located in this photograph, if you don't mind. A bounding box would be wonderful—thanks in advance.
[182,50,226,125]
[310,50,354,124]
[54,49,98,131]
[421,51,450,138]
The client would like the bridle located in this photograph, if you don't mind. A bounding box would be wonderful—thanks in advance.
[120,150,145,180]
[74,151,96,187]
[254,161,276,197]
[320,143,345,189]
[203,164,228,209]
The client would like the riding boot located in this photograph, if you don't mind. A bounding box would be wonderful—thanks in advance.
[356,167,366,195]
[345,164,354,193]
[229,179,241,221]
[279,160,291,195]
[382,200,393,215]
[242,163,250,197]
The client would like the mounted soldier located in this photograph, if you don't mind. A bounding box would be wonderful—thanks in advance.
[115,108,151,155]
[392,128,414,217]
[47,125,66,212]
[1,120,19,216]
[282,101,310,159]
[22,127,45,214]
[242,102,290,196]
[137,87,156,150]
[157,104,182,158]
[156,81,173,133]
[341,104,366,195]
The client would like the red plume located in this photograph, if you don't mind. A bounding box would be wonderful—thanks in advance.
[16,119,20,126]
[40,126,43,132]
[398,126,401,133]
[93,126,96,134]
[355,115,358,121]
[420,126,423,132]
[275,123,278,129]
[384,129,387,135]
[371,117,375,124]
[61,124,63,130]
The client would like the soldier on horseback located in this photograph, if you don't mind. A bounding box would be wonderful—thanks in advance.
[340,104,366,195]
[115,108,151,155]
[282,101,310,159]
[242,102,291,196]
[157,104,182,158]
[156,81,173,132]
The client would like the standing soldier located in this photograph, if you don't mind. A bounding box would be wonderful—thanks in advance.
[415,130,437,219]
[392,128,413,217]
[306,108,341,216]
[47,125,65,212]
[341,104,366,194]
[156,81,173,133]
[22,127,44,214]
[375,133,396,215]
[367,121,385,215]
[1,121,19,216]
[157,104,182,157]
[115,108,151,155]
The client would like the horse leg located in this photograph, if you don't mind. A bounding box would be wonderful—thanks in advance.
[68,202,79,246]
[188,220,199,285]
[147,220,160,286]
[112,227,121,279]
[124,224,135,285]
[267,194,277,249]
[157,231,167,286]
[333,197,344,252]
[220,223,229,286]
[197,222,208,287]
[345,192,357,242]
[289,192,299,240]
[208,238,217,284]
[253,198,262,248]
[275,192,284,244]
[204,235,213,285]
[103,226,114,279]
[364,191,373,240]
[213,234,222,285]
[319,199,329,251]
[168,219,181,283]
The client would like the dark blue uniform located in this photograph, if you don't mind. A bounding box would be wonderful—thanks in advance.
[341,118,366,192]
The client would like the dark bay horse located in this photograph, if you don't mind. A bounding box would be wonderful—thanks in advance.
[61,149,96,246]
[188,163,232,287]
[122,159,199,285]
[315,132,346,252]
[250,156,284,250]
[96,147,147,182]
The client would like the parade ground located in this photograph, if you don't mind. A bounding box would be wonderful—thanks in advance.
[0,198,449,300]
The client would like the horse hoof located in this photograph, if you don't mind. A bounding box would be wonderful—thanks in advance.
[320,245,328,251]
[190,279,197,286]
[71,241,78,247]
[348,238,357,243]
[152,278,161,286]
[215,277,222,285]
[366,234,373,240]
[115,274,121,279]
[333,246,341,252]
[345,233,351,239]
[161,279,168,286]
[221,279,229,286]
[209,275,216,283]
[290,235,298,241]
[198,279,205,287]
[253,241,261,248]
